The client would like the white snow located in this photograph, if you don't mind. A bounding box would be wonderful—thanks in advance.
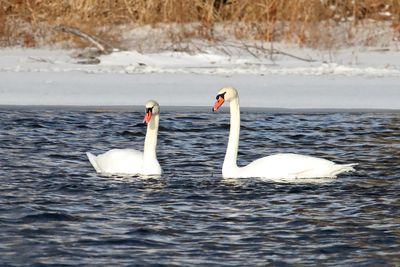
[0,47,399,109]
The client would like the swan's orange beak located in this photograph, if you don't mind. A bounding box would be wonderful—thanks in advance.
[143,110,152,124]
[212,96,224,111]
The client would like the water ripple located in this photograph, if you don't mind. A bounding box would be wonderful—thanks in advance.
[0,107,399,266]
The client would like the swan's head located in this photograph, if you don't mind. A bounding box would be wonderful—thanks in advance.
[143,100,160,124]
[212,86,238,111]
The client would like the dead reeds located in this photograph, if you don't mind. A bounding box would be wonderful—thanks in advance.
[0,0,399,48]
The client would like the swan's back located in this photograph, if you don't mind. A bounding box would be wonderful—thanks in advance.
[87,148,143,175]
[241,153,356,179]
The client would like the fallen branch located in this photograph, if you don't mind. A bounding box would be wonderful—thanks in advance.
[28,56,54,64]
[272,48,316,62]
[218,42,317,62]
[53,24,113,54]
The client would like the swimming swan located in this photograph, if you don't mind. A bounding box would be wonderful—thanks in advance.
[212,86,356,179]
[86,100,162,176]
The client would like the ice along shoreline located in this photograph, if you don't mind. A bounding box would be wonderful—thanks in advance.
[0,48,399,109]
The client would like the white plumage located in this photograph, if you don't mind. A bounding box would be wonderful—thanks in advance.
[86,100,162,176]
[212,86,356,179]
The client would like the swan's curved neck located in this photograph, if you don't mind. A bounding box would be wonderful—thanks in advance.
[223,97,240,173]
[143,114,159,163]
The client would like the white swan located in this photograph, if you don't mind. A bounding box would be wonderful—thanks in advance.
[86,100,162,176]
[212,86,356,179]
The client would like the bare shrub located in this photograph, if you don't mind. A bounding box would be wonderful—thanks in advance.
[0,0,399,48]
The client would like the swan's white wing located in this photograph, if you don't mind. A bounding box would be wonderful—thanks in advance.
[86,152,101,173]
[242,153,356,179]
[87,148,143,175]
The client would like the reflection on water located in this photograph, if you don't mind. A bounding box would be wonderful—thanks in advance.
[0,107,399,266]
[222,176,338,185]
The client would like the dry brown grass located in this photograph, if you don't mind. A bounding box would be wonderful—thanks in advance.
[0,0,399,48]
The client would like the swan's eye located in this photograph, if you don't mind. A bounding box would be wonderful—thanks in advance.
[216,92,226,100]
[146,107,153,113]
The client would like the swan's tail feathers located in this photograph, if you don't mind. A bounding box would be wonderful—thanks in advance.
[331,163,357,177]
[86,152,101,173]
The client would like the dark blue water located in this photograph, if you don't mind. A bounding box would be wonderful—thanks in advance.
[0,107,399,266]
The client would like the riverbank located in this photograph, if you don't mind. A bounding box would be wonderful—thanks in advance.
[0,47,399,109]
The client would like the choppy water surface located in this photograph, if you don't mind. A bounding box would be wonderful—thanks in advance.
[0,107,399,266]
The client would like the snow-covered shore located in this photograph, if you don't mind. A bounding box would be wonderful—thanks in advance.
[1,48,399,109]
